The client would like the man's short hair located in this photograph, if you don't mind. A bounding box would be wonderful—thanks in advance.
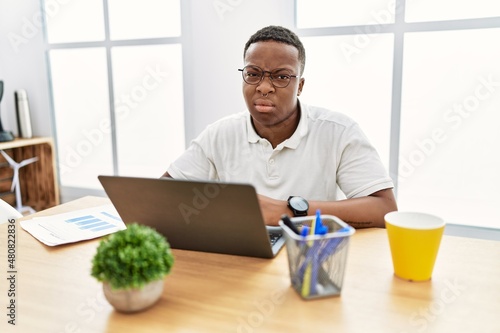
[244,25,306,76]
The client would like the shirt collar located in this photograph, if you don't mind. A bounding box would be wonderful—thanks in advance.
[282,100,309,149]
[247,114,261,143]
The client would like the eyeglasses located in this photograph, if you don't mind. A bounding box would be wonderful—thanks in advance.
[238,65,298,88]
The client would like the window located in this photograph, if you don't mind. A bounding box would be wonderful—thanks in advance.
[50,47,112,188]
[111,44,184,178]
[296,0,500,229]
[44,0,184,191]
[300,34,394,170]
[399,28,500,228]
[405,0,500,22]
[45,0,105,43]
[107,0,181,40]
[296,0,395,28]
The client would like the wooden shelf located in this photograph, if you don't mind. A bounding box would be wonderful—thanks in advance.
[0,137,59,211]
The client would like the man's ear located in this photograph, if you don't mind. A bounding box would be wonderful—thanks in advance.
[297,77,305,96]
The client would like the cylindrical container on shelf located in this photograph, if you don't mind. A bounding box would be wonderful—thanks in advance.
[15,89,33,139]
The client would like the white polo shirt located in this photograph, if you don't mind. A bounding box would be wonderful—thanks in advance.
[168,101,393,201]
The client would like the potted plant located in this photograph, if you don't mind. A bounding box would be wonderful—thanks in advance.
[91,223,174,312]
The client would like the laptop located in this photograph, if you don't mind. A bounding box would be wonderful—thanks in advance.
[98,175,285,258]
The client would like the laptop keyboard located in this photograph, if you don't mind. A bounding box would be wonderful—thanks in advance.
[269,233,283,245]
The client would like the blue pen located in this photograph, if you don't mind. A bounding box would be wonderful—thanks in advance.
[302,209,329,296]
[314,209,328,235]
[301,225,310,237]
[297,227,351,281]
[308,210,324,295]
[301,242,323,296]
[318,227,351,263]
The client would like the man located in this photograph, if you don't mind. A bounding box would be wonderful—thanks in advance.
[163,25,397,228]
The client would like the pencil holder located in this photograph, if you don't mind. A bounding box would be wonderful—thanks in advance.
[279,215,355,300]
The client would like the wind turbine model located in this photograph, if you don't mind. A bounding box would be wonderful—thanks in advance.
[0,150,38,215]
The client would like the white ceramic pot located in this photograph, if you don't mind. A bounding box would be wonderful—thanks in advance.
[103,279,164,313]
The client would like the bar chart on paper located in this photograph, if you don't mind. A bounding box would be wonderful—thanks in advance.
[65,212,122,233]
[20,204,127,246]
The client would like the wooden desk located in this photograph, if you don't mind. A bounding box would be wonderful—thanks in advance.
[1,196,499,333]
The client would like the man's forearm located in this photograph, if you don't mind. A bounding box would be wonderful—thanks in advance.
[308,189,398,228]
[259,188,397,228]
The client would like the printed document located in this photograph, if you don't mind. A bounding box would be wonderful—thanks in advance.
[21,204,126,246]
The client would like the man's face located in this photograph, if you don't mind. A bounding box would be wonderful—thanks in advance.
[242,41,305,132]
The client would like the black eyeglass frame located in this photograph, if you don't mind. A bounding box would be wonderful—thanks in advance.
[238,65,299,88]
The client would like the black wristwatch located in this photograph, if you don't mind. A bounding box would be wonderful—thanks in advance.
[287,196,309,217]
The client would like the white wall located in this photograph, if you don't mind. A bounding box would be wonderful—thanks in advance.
[0,0,53,137]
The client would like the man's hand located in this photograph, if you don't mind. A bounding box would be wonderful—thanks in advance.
[257,194,289,226]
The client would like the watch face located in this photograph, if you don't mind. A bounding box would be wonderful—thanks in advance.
[289,196,308,211]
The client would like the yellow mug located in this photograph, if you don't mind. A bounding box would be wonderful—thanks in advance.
[385,212,445,282]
